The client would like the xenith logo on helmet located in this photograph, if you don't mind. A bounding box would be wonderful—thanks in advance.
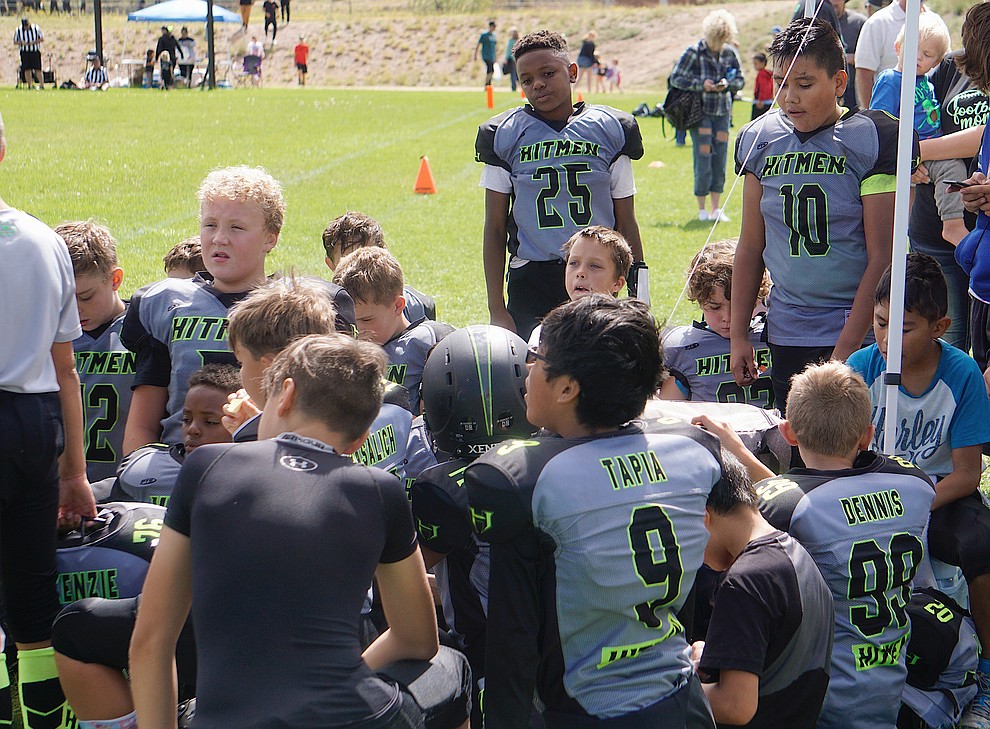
[466,443,495,455]
[279,455,318,472]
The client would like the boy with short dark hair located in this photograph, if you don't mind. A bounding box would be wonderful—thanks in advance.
[755,361,934,729]
[693,452,834,729]
[333,248,453,413]
[465,295,721,727]
[847,252,990,726]
[662,239,774,407]
[729,18,916,411]
[131,334,470,729]
[162,236,203,279]
[322,211,437,321]
[476,29,647,340]
[58,220,136,482]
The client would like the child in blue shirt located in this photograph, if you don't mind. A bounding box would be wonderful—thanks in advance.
[847,252,990,726]
[870,14,968,247]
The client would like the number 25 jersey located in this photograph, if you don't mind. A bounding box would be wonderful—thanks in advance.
[464,418,722,726]
[735,108,917,347]
[756,452,935,729]
[476,102,644,263]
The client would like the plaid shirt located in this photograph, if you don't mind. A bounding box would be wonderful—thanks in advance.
[670,40,744,118]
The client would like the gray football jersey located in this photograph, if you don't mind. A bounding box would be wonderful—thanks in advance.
[109,443,183,507]
[662,316,773,407]
[476,103,644,262]
[466,417,723,723]
[735,108,912,346]
[122,277,239,445]
[351,384,414,482]
[75,311,136,481]
[383,319,454,413]
[757,452,935,729]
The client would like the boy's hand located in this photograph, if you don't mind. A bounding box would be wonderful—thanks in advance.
[59,473,97,528]
[960,172,990,215]
[730,337,757,387]
[690,640,705,672]
[489,308,517,334]
[691,414,749,459]
[222,389,261,435]
[703,79,718,92]
[910,163,930,185]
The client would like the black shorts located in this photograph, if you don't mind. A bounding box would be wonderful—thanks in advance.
[483,59,494,74]
[0,390,63,643]
[377,646,473,729]
[767,343,833,414]
[21,49,42,71]
[506,259,568,342]
[296,63,307,72]
[178,63,194,78]
[929,491,990,581]
[239,0,253,5]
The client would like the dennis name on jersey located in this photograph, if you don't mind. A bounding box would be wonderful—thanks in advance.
[840,489,904,527]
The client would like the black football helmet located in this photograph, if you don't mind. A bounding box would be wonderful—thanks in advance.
[422,325,534,458]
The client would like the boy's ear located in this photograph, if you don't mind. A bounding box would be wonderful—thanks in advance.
[833,68,849,100]
[611,275,626,295]
[393,294,406,316]
[932,315,951,339]
[340,430,370,455]
[568,62,578,84]
[858,423,876,452]
[110,267,124,291]
[264,230,279,253]
[273,377,297,417]
[556,374,581,406]
[324,256,334,272]
[779,420,799,447]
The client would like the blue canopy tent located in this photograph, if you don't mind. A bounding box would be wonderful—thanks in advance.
[127,0,241,88]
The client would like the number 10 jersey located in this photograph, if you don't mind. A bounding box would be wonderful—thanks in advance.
[476,102,644,262]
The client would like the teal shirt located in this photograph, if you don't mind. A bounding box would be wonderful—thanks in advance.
[478,31,497,62]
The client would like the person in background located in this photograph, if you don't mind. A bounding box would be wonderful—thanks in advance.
[751,52,773,119]
[503,26,519,92]
[474,20,497,89]
[294,35,308,85]
[176,27,195,87]
[832,0,866,108]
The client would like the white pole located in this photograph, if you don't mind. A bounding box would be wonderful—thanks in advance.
[804,0,816,18]
[881,0,921,456]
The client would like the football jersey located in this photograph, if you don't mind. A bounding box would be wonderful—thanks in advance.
[55,501,166,606]
[109,442,184,507]
[121,275,243,445]
[383,319,455,413]
[476,102,644,262]
[849,340,990,480]
[404,415,440,495]
[662,315,773,407]
[757,452,935,729]
[465,417,723,725]
[350,382,413,481]
[74,310,136,481]
[735,108,918,346]
[403,285,436,322]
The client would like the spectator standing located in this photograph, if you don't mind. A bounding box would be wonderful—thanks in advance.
[176,27,195,87]
[474,20,497,89]
[832,0,866,109]
[294,35,308,85]
[263,0,277,45]
[503,26,518,92]
[0,110,97,729]
[13,17,44,89]
[576,30,596,93]
[280,0,288,23]
[238,0,253,31]
[854,0,942,108]
[752,52,773,119]
[155,25,180,75]
[670,9,745,223]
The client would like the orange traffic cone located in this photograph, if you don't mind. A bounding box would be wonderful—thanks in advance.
[415,156,436,195]
[577,92,584,103]
[486,84,494,109]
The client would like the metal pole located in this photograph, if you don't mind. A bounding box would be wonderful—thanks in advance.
[93,0,103,62]
[881,0,921,456]
[206,0,216,89]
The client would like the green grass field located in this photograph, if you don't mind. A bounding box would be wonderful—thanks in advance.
[0,86,748,328]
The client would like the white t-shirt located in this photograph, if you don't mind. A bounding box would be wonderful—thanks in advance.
[0,208,81,393]
[855,3,944,74]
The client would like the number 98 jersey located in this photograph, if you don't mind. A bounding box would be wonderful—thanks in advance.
[756,452,935,729]
[476,102,644,263]
[734,108,918,347]
[464,417,722,724]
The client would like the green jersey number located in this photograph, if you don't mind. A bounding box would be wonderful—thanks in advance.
[715,379,774,409]
[848,532,924,638]
[780,183,830,257]
[83,383,119,463]
[628,504,683,628]
[533,163,593,229]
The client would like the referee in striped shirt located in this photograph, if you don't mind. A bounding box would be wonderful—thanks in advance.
[13,18,44,89]
[83,55,108,89]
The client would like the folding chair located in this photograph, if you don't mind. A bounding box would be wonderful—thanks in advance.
[236,54,262,87]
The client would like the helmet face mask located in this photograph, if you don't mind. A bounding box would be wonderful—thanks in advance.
[422,325,535,459]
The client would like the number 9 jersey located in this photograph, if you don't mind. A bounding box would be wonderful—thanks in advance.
[734,108,919,347]
[756,451,935,729]
[464,417,723,726]
[475,102,644,262]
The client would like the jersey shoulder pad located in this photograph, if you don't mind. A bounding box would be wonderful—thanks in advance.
[755,474,809,530]
[598,105,645,161]
[410,458,473,554]
[383,381,412,408]
[476,107,521,169]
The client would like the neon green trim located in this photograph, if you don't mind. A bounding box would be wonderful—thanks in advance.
[861,173,896,197]
[0,652,8,691]
[16,647,57,683]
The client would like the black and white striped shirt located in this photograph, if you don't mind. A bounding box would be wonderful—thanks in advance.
[13,24,43,52]
[85,66,108,86]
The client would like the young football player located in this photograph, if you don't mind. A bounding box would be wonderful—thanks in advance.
[729,18,917,411]
[58,221,136,482]
[476,29,647,340]
[661,239,774,407]
[412,324,535,727]
[527,225,632,346]
[333,248,454,413]
[120,166,284,455]
[322,210,437,321]
[107,365,240,506]
[755,361,934,729]
[847,253,990,726]
[131,334,471,729]
[692,452,834,728]
[465,295,722,727]
[162,236,203,279]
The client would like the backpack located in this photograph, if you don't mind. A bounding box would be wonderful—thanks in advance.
[660,76,703,133]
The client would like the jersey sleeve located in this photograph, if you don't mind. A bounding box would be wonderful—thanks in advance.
[410,461,473,556]
[699,577,777,678]
[615,111,645,162]
[329,283,357,334]
[377,471,419,564]
[464,456,534,544]
[845,344,882,384]
[475,115,511,172]
[755,476,804,532]
[862,109,920,194]
[609,155,636,199]
[120,285,172,388]
[480,164,513,193]
[164,444,228,537]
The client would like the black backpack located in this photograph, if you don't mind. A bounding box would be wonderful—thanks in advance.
[660,76,703,133]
